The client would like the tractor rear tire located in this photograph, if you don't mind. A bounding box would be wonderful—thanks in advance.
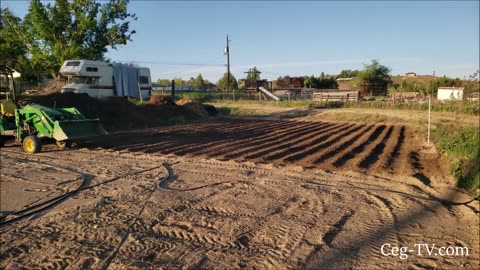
[23,135,42,153]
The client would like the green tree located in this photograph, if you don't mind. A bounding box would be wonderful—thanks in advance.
[464,70,479,98]
[358,59,392,85]
[246,66,261,81]
[0,9,27,69]
[156,79,171,86]
[338,69,360,78]
[216,72,238,91]
[238,79,246,90]
[185,77,195,87]
[1,0,136,78]
[194,73,206,90]
[173,77,185,86]
[0,9,45,81]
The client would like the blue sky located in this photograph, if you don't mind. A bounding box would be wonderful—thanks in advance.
[2,1,479,82]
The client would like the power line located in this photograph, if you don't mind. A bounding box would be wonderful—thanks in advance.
[115,60,224,67]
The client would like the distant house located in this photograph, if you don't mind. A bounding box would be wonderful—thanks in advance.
[405,72,416,78]
[437,87,464,101]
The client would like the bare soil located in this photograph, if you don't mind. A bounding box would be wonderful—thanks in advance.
[1,112,479,269]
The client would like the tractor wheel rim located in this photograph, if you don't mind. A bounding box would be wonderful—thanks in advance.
[25,140,34,152]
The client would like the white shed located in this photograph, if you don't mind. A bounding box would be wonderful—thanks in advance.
[437,87,464,101]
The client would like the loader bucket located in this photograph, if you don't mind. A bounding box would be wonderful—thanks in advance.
[52,119,108,141]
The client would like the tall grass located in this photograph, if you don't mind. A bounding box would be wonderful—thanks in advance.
[309,100,480,115]
[216,107,262,117]
[432,124,479,194]
[214,100,310,108]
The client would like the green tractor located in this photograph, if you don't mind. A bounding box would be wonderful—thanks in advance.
[0,65,108,153]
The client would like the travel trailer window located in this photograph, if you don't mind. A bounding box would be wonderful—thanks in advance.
[71,76,98,85]
[66,61,81,66]
[140,76,149,84]
[86,67,98,72]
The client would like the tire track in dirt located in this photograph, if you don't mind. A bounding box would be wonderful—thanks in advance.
[322,211,354,249]
[129,183,295,265]
[2,147,476,269]
[247,195,317,268]
[0,163,169,270]
[354,192,400,265]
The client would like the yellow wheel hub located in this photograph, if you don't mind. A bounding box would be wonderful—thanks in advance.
[24,139,35,152]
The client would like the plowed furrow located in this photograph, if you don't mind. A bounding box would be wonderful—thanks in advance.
[365,125,402,173]
[357,126,394,170]
[261,123,354,162]
[242,122,346,161]
[283,124,363,163]
[200,122,323,158]
[383,126,406,172]
[173,121,305,155]
[172,120,305,156]
[311,125,374,165]
[132,121,293,154]
[164,120,296,155]
[332,125,389,169]
[110,120,275,153]
[232,122,339,160]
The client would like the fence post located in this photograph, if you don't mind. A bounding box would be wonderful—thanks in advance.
[427,95,431,145]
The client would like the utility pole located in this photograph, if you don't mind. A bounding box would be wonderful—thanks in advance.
[427,70,435,146]
[225,34,231,92]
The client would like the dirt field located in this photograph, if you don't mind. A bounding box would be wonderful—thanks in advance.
[79,119,445,182]
[1,115,479,269]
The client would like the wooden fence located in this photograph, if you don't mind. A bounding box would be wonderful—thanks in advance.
[312,90,360,102]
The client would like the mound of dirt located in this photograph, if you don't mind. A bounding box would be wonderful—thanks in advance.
[176,97,194,106]
[28,93,216,131]
[148,95,175,105]
[182,102,209,118]
[176,97,217,117]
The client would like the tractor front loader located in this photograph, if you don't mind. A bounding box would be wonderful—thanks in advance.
[0,65,107,153]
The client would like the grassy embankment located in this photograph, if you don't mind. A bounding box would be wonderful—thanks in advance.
[432,124,479,195]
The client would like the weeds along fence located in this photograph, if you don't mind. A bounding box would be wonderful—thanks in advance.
[153,90,479,115]
[154,89,315,103]
[310,100,480,115]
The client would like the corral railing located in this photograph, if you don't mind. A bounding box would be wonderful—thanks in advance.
[312,90,360,102]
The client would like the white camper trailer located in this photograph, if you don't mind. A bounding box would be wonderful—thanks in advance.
[437,87,464,101]
[60,60,152,99]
